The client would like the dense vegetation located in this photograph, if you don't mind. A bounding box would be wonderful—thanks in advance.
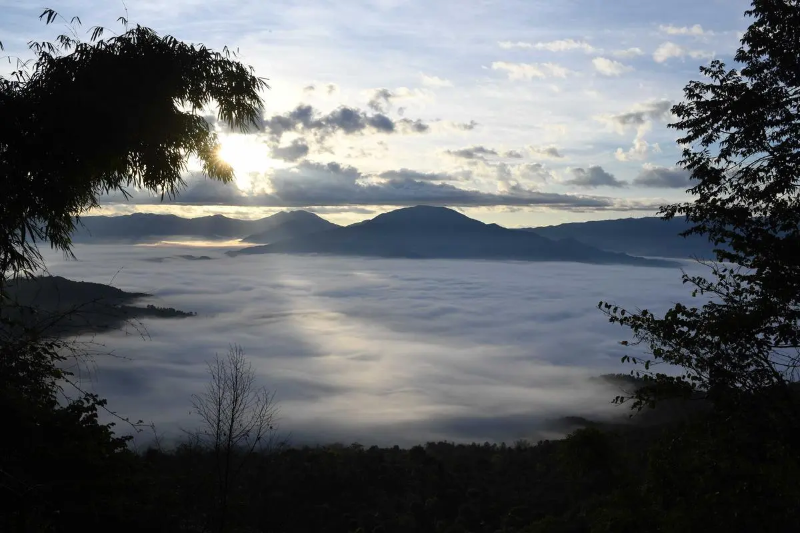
[4,402,799,533]
[2,1,800,532]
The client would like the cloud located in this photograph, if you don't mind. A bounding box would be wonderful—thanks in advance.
[491,61,570,80]
[566,166,627,188]
[112,162,632,210]
[633,164,692,188]
[367,88,394,112]
[265,162,612,208]
[595,101,670,162]
[262,104,430,141]
[614,138,661,162]
[39,244,695,445]
[305,206,377,215]
[503,150,524,159]
[449,120,479,131]
[397,118,431,133]
[499,39,598,53]
[516,163,554,183]
[612,47,644,58]
[301,83,338,95]
[659,24,711,36]
[596,100,673,133]
[270,138,310,162]
[498,40,534,49]
[366,87,431,113]
[592,57,634,76]
[377,169,460,182]
[420,73,453,87]
[528,146,564,159]
[445,146,499,160]
[653,42,713,63]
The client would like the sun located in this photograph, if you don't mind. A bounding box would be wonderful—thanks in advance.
[216,134,276,190]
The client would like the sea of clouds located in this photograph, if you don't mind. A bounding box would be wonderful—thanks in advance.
[39,244,699,447]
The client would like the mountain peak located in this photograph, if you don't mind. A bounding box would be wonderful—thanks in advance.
[270,210,320,221]
[367,205,484,229]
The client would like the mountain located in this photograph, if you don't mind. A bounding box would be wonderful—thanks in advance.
[1,276,195,336]
[227,206,678,267]
[241,210,339,244]
[522,217,719,259]
[71,210,339,243]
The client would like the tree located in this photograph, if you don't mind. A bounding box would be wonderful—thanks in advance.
[191,344,278,533]
[601,0,800,414]
[1,11,267,530]
[0,9,266,279]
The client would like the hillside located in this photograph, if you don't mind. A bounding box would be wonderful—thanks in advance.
[1,276,195,336]
[241,210,338,243]
[524,217,719,259]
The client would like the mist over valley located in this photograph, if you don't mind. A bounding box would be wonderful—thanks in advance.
[38,240,695,446]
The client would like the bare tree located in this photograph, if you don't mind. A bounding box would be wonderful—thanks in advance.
[191,344,278,533]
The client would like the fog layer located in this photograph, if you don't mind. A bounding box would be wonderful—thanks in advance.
[40,244,694,446]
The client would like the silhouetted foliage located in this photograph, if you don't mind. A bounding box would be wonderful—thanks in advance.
[601,0,800,415]
[189,345,278,533]
[0,9,266,533]
[0,9,266,277]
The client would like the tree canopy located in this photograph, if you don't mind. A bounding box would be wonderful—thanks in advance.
[602,0,800,412]
[0,13,268,530]
[0,10,267,278]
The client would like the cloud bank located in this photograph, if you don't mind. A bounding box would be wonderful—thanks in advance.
[41,245,695,446]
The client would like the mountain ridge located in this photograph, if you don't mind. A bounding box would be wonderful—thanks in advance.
[227,206,678,267]
[72,210,339,244]
[522,216,718,259]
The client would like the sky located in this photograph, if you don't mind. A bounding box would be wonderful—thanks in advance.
[1,0,752,226]
[40,244,700,445]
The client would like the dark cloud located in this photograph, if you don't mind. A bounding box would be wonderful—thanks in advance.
[397,118,430,133]
[517,163,553,182]
[367,88,394,112]
[102,162,645,210]
[303,85,316,92]
[270,138,310,162]
[446,146,499,160]
[264,162,613,208]
[606,100,672,129]
[378,169,460,182]
[503,150,525,159]
[528,146,564,159]
[633,165,691,188]
[567,166,627,188]
[262,104,430,140]
[326,83,338,95]
[452,120,479,131]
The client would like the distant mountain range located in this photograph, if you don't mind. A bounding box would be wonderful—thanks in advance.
[524,217,718,259]
[72,206,720,263]
[71,210,334,244]
[226,206,677,267]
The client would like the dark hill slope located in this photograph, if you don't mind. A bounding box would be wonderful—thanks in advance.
[523,217,718,259]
